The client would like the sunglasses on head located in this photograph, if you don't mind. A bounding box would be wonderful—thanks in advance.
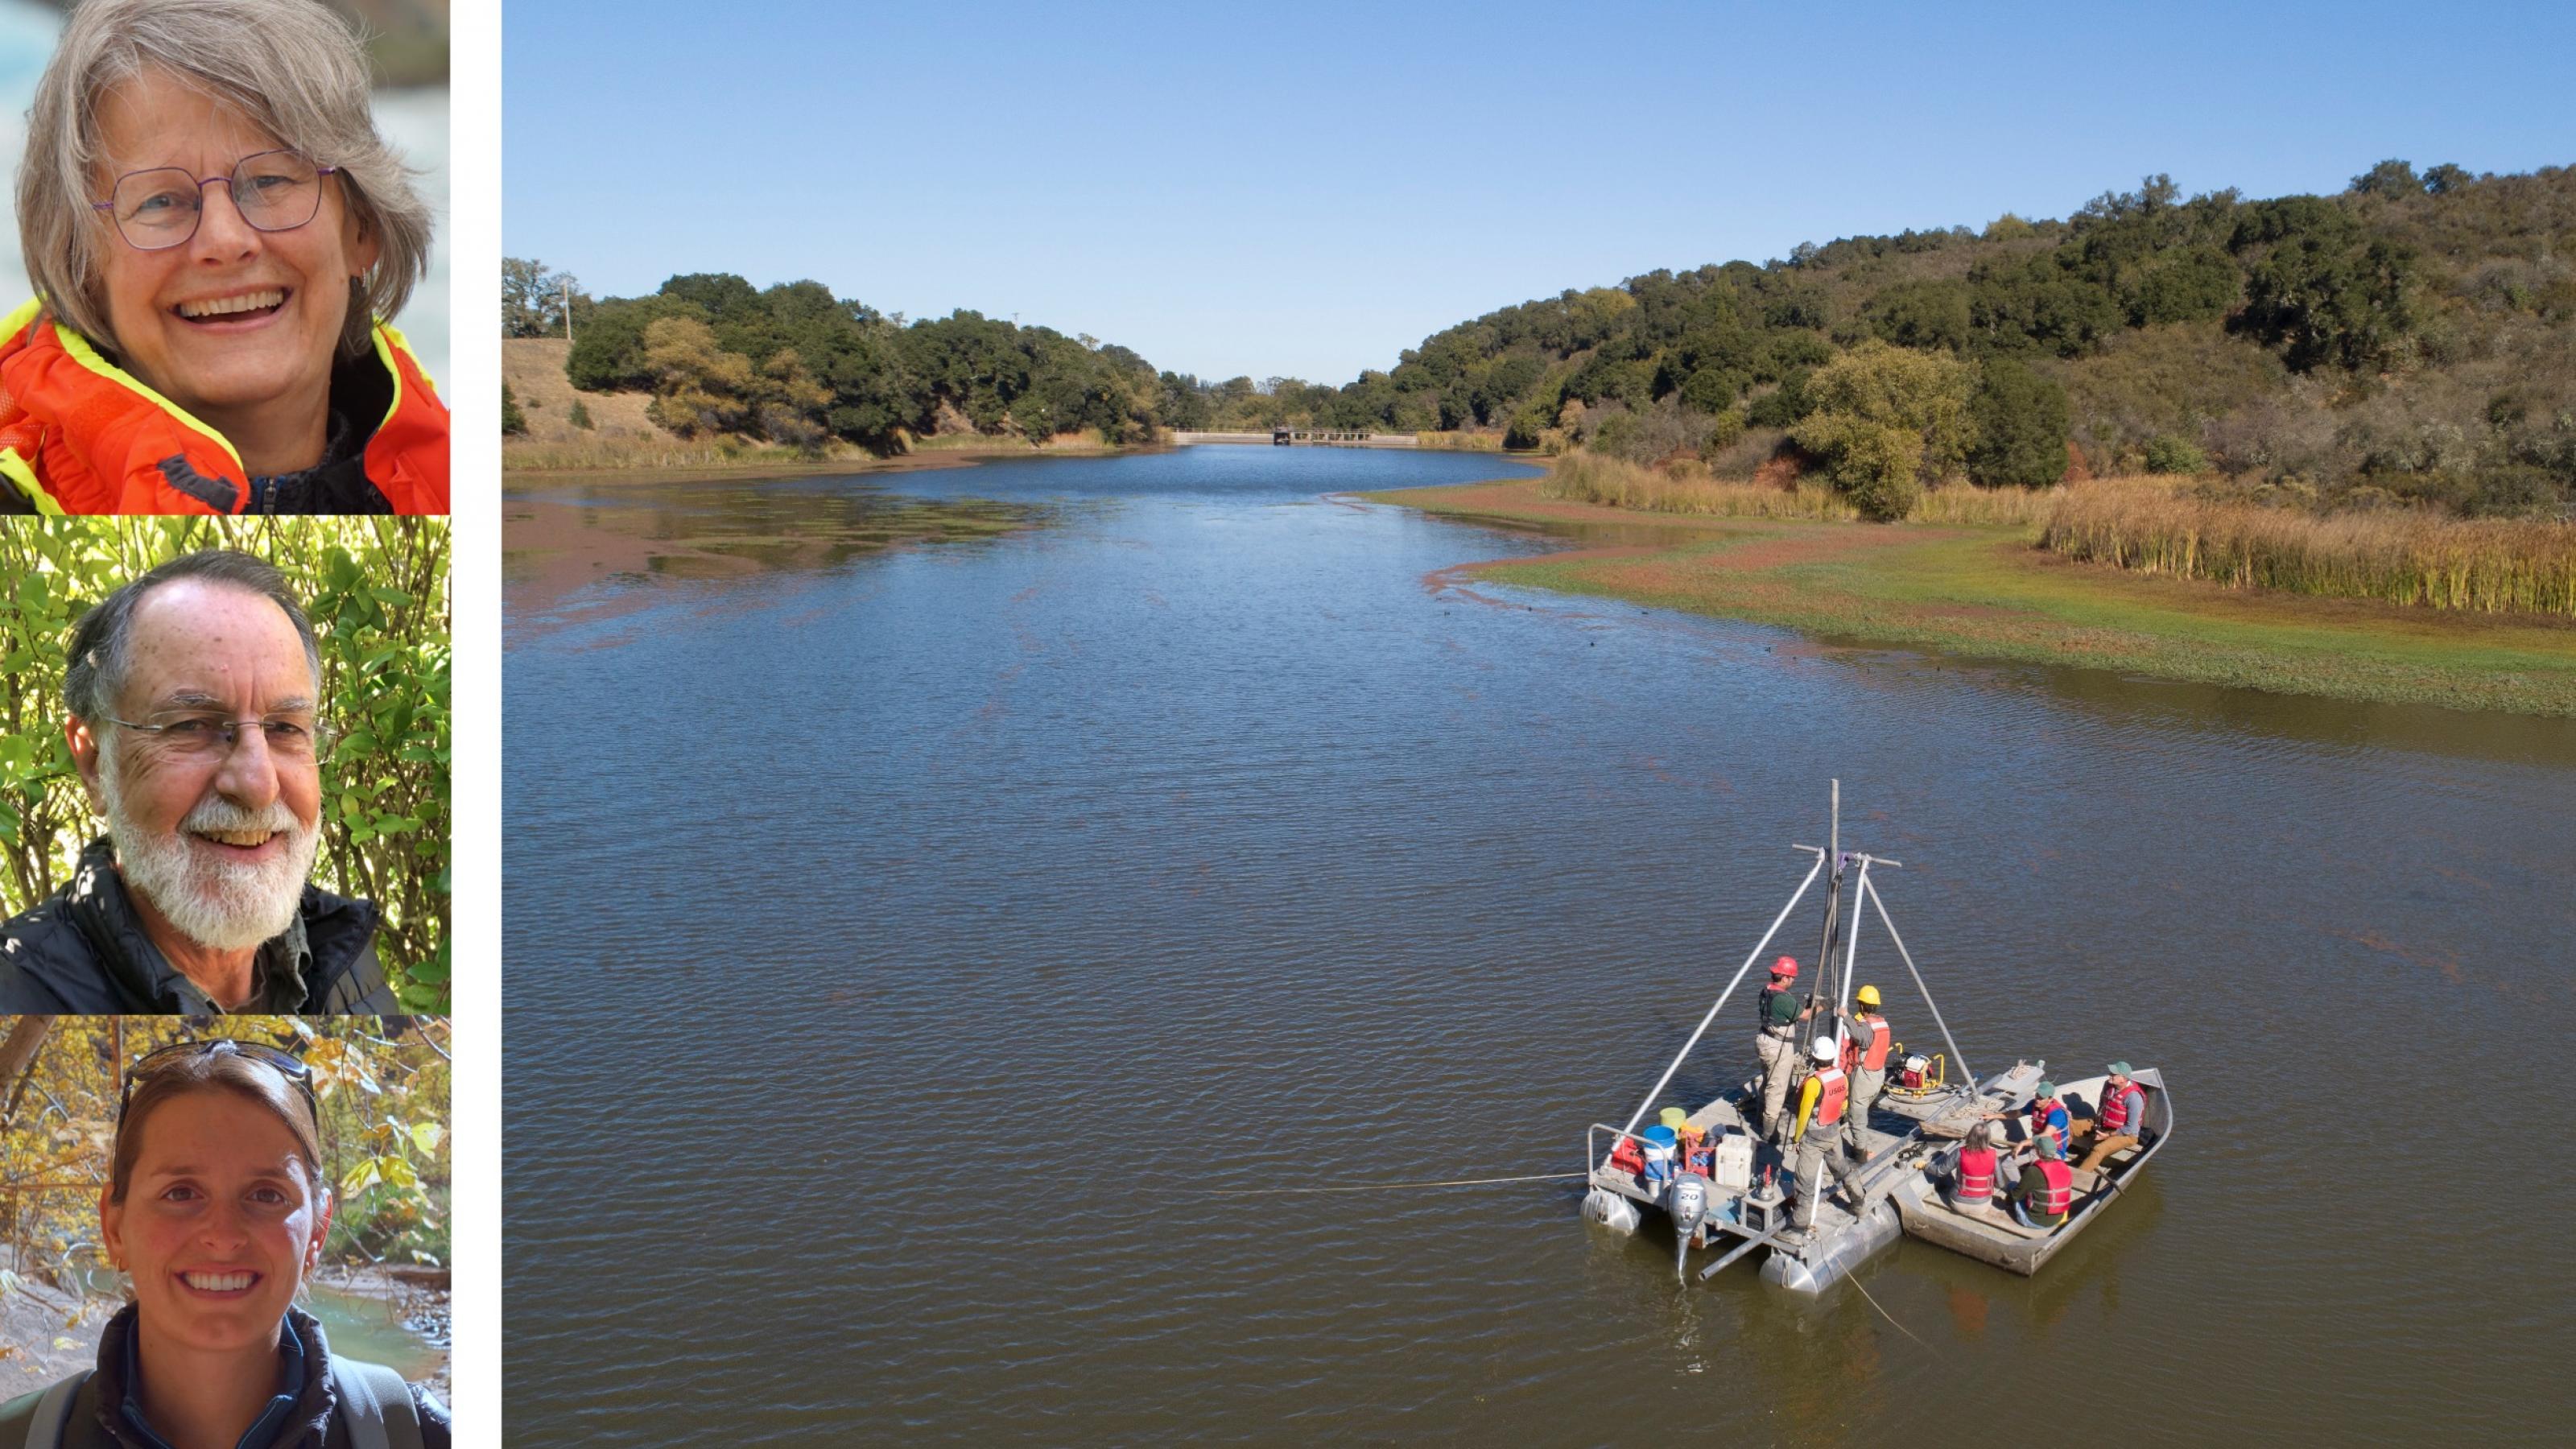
[118,1038,316,1127]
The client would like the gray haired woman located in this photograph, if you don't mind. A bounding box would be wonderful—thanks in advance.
[1,0,447,514]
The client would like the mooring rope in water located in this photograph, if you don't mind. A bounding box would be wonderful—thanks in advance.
[1850,1271,1936,1354]
[1178,1170,1591,1196]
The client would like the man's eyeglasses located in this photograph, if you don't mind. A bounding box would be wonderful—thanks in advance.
[91,149,338,251]
[118,1038,316,1127]
[106,711,336,763]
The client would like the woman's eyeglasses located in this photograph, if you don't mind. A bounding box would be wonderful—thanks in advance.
[118,1038,317,1126]
[91,149,338,251]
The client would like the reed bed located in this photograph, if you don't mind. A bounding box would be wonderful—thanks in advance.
[2040,477,2576,616]
[1540,449,2059,527]
[1541,450,1858,519]
[1913,485,2059,527]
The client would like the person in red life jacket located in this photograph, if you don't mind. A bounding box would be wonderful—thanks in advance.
[1944,1121,2004,1216]
[1987,1080,2070,1158]
[2009,1134,2074,1230]
[1839,983,1894,1161]
[0,0,446,516]
[1753,956,1820,1141]
[1785,1035,1855,1236]
[2070,1062,2149,1172]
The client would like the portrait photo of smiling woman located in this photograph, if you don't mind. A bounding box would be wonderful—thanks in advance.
[0,0,447,515]
[0,1020,452,1446]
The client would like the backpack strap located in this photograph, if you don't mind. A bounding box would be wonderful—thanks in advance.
[328,1360,421,1449]
[23,1371,89,1449]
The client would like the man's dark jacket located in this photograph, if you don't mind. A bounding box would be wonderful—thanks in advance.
[0,837,394,1013]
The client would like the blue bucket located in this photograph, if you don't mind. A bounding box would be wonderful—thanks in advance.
[1641,1125,1678,1183]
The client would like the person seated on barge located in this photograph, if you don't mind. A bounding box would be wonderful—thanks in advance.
[2070,1061,2148,1173]
[2010,1135,2074,1231]
[1944,1121,2003,1216]
[1985,1080,2070,1156]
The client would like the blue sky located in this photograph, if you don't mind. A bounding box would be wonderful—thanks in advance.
[504,0,2576,386]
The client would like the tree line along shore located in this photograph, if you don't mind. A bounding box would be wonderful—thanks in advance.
[502,158,2576,704]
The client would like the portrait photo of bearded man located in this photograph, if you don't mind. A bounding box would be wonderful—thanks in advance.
[0,548,394,1012]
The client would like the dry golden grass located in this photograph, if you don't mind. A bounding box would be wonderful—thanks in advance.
[2040,477,2576,615]
[503,437,829,472]
[1538,449,2058,527]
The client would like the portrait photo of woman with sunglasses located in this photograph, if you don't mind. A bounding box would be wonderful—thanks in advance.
[0,0,447,516]
[0,1031,450,1448]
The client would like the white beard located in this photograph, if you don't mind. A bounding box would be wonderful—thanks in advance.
[99,738,320,955]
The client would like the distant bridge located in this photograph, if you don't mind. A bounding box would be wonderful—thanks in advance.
[1171,428,1420,448]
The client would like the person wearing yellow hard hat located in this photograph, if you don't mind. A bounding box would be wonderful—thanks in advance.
[1839,984,1895,1162]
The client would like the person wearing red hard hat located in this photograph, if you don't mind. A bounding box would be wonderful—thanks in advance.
[1754,955,1819,1141]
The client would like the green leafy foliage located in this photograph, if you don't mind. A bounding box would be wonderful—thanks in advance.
[499,381,526,436]
[1790,341,1975,519]
[0,1017,451,1293]
[557,272,1162,452]
[1967,358,2071,487]
[2144,435,2211,474]
[0,520,449,1012]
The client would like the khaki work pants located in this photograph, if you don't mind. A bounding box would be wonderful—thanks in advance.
[1842,1067,1885,1155]
[1756,1030,1797,1137]
[1789,1129,1852,1229]
[2075,1131,2140,1174]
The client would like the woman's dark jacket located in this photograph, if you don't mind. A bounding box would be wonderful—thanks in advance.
[0,1303,448,1449]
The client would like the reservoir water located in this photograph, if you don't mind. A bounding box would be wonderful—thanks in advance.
[504,447,2576,1444]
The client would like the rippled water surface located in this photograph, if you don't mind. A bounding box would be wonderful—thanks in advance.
[506,447,2576,1444]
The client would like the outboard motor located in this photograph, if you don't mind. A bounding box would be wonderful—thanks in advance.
[1667,1174,1711,1282]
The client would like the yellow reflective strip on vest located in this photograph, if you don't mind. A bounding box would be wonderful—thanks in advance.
[376,320,440,409]
[0,296,43,346]
[47,320,244,473]
[0,446,62,514]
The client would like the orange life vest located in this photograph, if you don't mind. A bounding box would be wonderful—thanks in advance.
[0,300,447,514]
[1956,1146,1996,1201]
[1808,1067,1847,1129]
[1853,1013,1891,1072]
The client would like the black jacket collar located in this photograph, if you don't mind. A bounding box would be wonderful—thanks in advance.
[0,836,388,1014]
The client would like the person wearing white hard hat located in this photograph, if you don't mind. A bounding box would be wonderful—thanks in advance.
[1785,1034,1852,1235]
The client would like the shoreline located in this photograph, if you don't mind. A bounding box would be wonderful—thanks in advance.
[1359,477,2576,719]
[502,440,1165,491]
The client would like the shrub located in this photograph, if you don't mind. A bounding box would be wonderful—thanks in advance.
[2143,434,2208,474]
[501,382,526,435]
[568,398,594,431]
[1967,358,2070,487]
[1790,341,1975,518]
